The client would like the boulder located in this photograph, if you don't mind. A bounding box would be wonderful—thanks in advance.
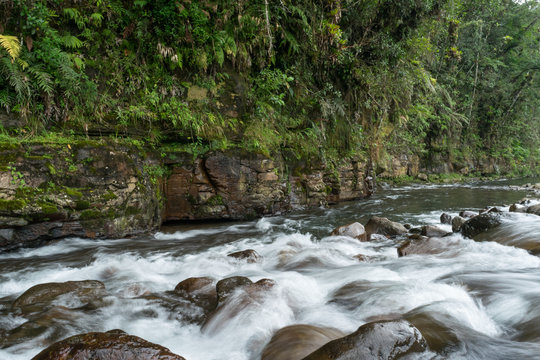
[509,204,527,213]
[459,211,477,219]
[262,325,345,360]
[173,277,217,315]
[364,216,407,240]
[31,329,186,360]
[12,280,107,314]
[420,225,449,237]
[417,173,428,181]
[526,204,540,216]
[302,320,427,360]
[227,249,262,263]
[440,213,452,225]
[331,222,367,241]
[451,216,466,233]
[215,276,253,305]
[398,237,451,257]
[460,213,503,238]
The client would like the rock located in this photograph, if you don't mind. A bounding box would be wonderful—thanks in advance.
[461,213,503,238]
[227,249,262,263]
[533,183,540,190]
[420,225,450,237]
[451,216,466,232]
[215,276,253,305]
[440,213,452,225]
[331,222,367,241]
[526,204,540,216]
[398,237,452,257]
[405,312,459,353]
[302,320,427,360]
[262,325,345,360]
[509,204,527,213]
[459,210,477,219]
[31,330,186,360]
[364,216,407,240]
[417,173,428,181]
[13,280,107,314]
[173,277,218,315]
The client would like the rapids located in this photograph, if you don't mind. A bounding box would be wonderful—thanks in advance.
[0,180,539,359]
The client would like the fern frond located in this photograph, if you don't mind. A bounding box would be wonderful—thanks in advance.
[0,35,21,61]
[28,66,54,95]
[1,57,30,99]
[60,34,84,49]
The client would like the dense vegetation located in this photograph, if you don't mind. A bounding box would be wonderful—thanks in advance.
[0,0,538,173]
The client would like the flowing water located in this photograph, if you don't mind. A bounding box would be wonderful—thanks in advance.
[0,180,539,359]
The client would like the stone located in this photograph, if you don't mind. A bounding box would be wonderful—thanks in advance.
[440,213,452,225]
[526,204,540,216]
[215,276,253,305]
[31,330,186,360]
[227,249,262,263]
[420,225,450,237]
[452,216,466,232]
[262,325,345,360]
[331,222,367,241]
[461,213,503,238]
[459,210,477,219]
[509,204,527,213]
[398,237,452,257]
[417,173,428,181]
[12,280,107,314]
[302,320,427,360]
[172,276,218,320]
[364,216,407,240]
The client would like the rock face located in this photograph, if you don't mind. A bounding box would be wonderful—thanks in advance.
[331,222,367,241]
[460,213,503,238]
[364,216,407,239]
[163,150,374,221]
[0,141,162,251]
[302,320,427,360]
[262,325,345,360]
[31,329,186,360]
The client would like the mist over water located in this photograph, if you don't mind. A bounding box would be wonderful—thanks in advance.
[1,180,539,359]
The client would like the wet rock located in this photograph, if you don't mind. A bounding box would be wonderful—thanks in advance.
[440,213,452,225]
[302,320,427,360]
[408,227,422,235]
[31,329,186,360]
[216,276,253,305]
[526,204,540,216]
[451,216,466,233]
[12,280,107,314]
[398,237,452,257]
[404,311,459,353]
[421,225,450,237]
[460,213,503,238]
[331,222,367,241]
[364,216,407,240]
[509,203,527,213]
[459,211,477,219]
[227,249,262,263]
[262,325,345,360]
[173,277,218,316]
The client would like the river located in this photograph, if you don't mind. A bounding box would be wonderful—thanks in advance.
[0,179,539,359]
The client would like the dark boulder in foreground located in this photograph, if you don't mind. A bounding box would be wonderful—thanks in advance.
[364,217,407,240]
[262,324,345,360]
[302,320,427,360]
[31,329,186,360]
[331,222,367,241]
[460,213,503,238]
[227,249,262,263]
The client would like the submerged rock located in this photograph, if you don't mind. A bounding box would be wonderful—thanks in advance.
[227,249,262,263]
[31,329,186,360]
[302,320,427,360]
[262,325,345,360]
[460,213,503,238]
[364,216,407,240]
[331,222,367,241]
[12,280,107,314]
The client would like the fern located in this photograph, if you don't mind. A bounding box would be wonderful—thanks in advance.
[28,66,53,95]
[60,34,84,49]
[0,57,30,99]
[0,35,21,61]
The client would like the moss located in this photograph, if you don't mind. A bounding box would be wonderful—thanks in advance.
[75,200,91,210]
[206,195,224,206]
[0,199,27,211]
[102,191,118,201]
[38,202,58,215]
[64,187,83,199]
[80,208,103,220]
[46,162,57,175]
[125,206,140,216]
